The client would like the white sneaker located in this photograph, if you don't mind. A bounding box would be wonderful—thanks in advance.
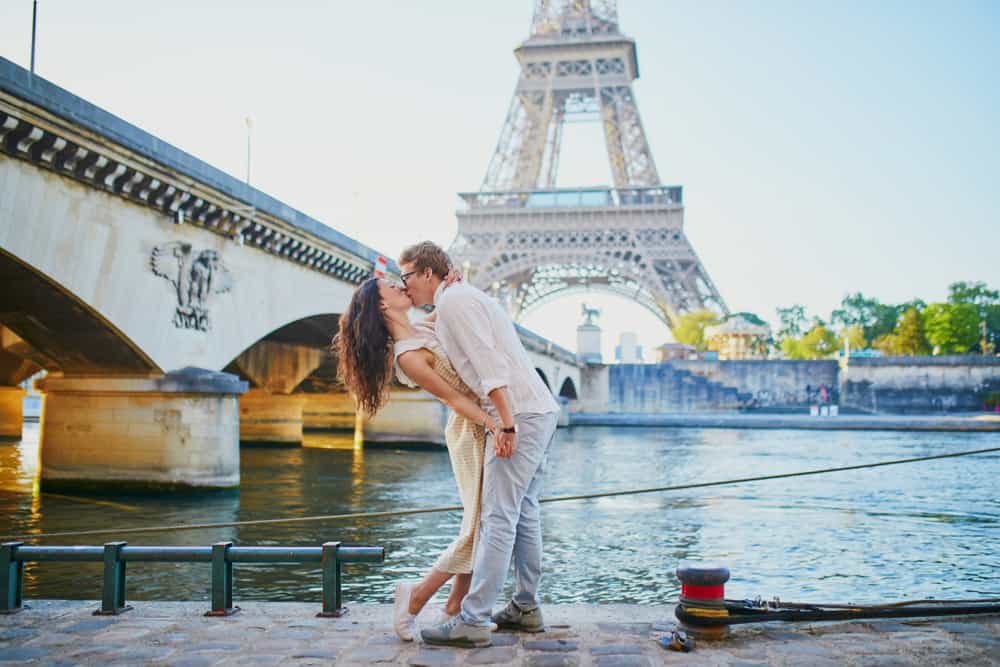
[433,609,497,632]
[432,609,454,626]
[394,581,419,642]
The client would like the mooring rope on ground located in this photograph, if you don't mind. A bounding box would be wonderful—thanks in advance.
[2,445,998,542]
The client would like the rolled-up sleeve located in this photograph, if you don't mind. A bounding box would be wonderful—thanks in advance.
[438,296,511,396]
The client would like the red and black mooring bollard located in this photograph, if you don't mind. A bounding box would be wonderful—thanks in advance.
[675,562,731,635]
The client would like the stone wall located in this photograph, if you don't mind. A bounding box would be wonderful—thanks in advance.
[842,356,1000,413]
[580,356,1000,415]
[592,360,838,413]
[670,360,840,408]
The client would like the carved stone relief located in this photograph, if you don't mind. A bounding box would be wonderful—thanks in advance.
[151,242,233,332]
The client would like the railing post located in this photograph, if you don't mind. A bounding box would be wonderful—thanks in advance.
[1,542,24,614]
[205,541,238,616]
[317,541,346,617]
[95,541,131,615]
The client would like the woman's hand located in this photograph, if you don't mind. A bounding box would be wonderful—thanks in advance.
[442,267,463,289]
[495,430,516,458]
[485,417,501,443]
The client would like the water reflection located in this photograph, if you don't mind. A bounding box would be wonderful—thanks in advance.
[1,423,998,604]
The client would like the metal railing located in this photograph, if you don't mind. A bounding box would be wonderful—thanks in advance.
[459,185,683,210]
[0,541,384,617]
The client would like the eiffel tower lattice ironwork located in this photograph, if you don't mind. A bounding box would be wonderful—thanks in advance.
[449,0,728,328]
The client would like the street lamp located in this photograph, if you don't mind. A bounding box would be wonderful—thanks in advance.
[30,1,38,74]
[245,116,253,186]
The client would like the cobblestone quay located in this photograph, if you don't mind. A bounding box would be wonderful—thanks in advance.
[1,601,997,665]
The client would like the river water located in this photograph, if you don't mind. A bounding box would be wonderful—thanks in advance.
[1,423,998,606]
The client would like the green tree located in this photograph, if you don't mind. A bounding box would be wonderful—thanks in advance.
[830,292,878,331]
[985,305,1000,353]
[780,337,800,359]
[872,307,929,356]
[895,307,931,355]
[781,324,837,359]
[775,305,807,340]
[672,310,720,351]
[799,324,838,359]
[948,281,999,310]
[838,324,867,352]
[923,303,980,354]
[948,281,1000,353]
[830,293,916,343]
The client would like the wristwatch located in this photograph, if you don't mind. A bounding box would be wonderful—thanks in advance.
[501,425,517,434]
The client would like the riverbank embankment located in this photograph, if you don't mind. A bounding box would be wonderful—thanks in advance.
[1,601,997,665]
[570,412,1000,432]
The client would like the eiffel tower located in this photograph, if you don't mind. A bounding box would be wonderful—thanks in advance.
[449,0,728,328]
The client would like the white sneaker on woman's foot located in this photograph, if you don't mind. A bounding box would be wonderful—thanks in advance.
[394,581,419,641]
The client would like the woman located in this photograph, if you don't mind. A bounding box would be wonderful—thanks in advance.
[334,277,497,642]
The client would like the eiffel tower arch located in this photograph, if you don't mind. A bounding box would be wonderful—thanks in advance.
[449,0,728,329]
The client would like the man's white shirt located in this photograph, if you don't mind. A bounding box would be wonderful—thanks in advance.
[433,282,560,416]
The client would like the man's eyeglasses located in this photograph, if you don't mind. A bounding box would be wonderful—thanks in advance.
[400,271,417,285]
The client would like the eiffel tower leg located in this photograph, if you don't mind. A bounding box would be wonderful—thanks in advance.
[599,87,630,188]
[600,86,660,187]
[541,105,565,188]
[483,90,555,192]
[514,90,555,190]
[481,94,524,192]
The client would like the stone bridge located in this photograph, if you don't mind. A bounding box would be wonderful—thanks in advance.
[0,57,581,492]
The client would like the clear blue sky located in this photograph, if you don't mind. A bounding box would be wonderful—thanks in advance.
[1,1,997,358]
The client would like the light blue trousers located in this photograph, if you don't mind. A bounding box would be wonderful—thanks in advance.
[459,411,559,626]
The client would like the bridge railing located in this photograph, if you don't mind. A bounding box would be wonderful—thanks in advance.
[515,324,580,366]
[459,185,683,210]
[0,541,384,617]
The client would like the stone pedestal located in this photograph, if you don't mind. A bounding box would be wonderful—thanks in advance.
[556,397,570,428]
[302,392,357,431]
[363,389,448,446]
[36,370,247,492]
[0,386,25,439]
[239,389,306,447]
[577,323,603,364]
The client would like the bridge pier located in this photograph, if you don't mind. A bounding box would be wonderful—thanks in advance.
[239,389,307,447]
[302,392,356,432]
[363,389,448,446]
[0,386,25,439]
[36,370,246,493]
[231,341,325,447]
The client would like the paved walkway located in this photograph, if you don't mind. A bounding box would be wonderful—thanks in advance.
[1,601,997,665]
[570,412,1000,431]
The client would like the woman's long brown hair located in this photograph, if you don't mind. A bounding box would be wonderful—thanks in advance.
[334,278,393,417]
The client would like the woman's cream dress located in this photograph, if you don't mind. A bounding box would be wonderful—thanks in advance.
[394,321,486,574]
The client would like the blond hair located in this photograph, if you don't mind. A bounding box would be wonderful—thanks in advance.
[399,241,451,279]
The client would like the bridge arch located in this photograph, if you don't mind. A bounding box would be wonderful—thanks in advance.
[535,367,551,390]
[558,376,578,400]
[0,248,158,375]
[471,254,727,329]
[225,313,339,394]
[518,283,672,329]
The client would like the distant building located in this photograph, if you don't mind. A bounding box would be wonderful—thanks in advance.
[704,313,771,360]
[615,332,643,363]
[655,342,698,362]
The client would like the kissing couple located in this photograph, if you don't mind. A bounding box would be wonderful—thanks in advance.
[334,241,560,648]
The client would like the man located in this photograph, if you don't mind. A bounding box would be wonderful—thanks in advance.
[398,241,560,648]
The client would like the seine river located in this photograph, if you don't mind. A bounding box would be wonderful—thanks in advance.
[2,423,998,607]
